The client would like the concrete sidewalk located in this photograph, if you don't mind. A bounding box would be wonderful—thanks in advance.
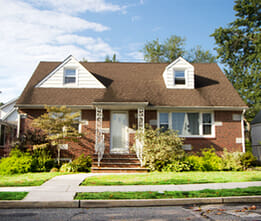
[0,173,261,202]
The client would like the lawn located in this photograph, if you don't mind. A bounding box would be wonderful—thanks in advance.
[81,171,261,186]
[0,172,69,187]
[0,192,28,200]
[75,186,261,200]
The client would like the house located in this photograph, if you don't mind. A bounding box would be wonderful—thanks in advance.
[16,55,247,172]
[251,110,261,161]
[0,98,18,157]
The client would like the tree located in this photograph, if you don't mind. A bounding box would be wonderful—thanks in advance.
[142,35,216,63]
[142,35,186,63]
[32,106,81,165]
[105,53,118,62]
[211,0,261,122]
[186,45,216,63]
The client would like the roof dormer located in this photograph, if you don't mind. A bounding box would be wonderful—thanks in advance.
[163,57,194,89]
[35,55,105,88]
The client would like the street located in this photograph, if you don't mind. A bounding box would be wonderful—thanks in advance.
[0,203,261,221]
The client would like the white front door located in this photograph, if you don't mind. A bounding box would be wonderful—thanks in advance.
[111,112,129,154]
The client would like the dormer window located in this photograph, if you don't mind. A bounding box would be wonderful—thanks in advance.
[163,57,194,89]
[174,70,186,85]
[64,69,76,84]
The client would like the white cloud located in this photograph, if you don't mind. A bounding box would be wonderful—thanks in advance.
[0,0,117,103]
[27,0,124,14]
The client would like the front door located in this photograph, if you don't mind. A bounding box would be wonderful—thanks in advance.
[111,112,129,154]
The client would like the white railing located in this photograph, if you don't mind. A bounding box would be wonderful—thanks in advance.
[135,137,143,166]
[136,108,145,166]
[95,132,105,167]
[95,107,105,167]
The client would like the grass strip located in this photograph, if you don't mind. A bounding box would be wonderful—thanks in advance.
[0,172,70,187]
[81,171,261,186]
[0,192,28,200]
[75,186,261,200]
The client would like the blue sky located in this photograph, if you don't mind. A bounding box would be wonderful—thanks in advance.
[0,0,236,103]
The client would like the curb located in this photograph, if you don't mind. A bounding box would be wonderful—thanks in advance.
[0,196,261,208]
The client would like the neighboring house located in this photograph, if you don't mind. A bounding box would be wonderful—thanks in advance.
[0,98,18,157]
[251,110,261,161]
[16,55,247,172]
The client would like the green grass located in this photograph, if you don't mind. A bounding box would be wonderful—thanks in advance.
[81,171,261,186]
[75,186,261,200]
[0,172,70,187]
[0,192,28,200]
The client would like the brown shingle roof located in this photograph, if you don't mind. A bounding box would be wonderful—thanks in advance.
[16,62,247,108]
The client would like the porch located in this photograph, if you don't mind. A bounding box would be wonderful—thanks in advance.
[92,102,150,173]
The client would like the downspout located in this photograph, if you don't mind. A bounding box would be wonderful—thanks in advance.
[17,109,20,138]
[241,109,246,152]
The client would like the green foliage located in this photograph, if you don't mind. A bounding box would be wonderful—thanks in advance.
[32,105,81,164]
[186,148,222,171]
[134,127,184,171]
[71,154,92,172]
[59,163,77,173]
[201,148,223,171]
[186,45,217,63]
[59,155,92,173]
[186,155,204,171]
[162,160,191,172]
[0,149,34,175]
[240,152,257,170]
[32,148,54,172]
[211,0,261,122]
[221,149,243,171]
[105,53,118,62]
[142,35,216,63]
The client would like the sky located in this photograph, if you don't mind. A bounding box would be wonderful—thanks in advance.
[0,0,237,103]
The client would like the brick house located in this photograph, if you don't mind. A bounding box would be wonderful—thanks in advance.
[16,55,247,172]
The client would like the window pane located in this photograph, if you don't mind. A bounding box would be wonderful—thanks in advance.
[187,113,199,135]
[159,113,168,124]
[203,125,211,135]
[159,113,168,131]
[203,113,212,135]
[65,69,76,77]
[174,71,185,85]
[203,113,211,124]
[0,125,5,146]
[65,69,76,84]
[175,71,185,78]
[172,112,185,135]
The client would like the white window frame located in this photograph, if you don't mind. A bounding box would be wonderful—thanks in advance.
[173,68,188,88]
[63,68,78,86]
[157,110,215,138]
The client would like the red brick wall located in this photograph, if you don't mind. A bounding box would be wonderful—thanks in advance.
[19,109,243,159]
[184,111,243,154]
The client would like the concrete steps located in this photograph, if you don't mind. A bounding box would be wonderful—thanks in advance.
[92,154,148,173]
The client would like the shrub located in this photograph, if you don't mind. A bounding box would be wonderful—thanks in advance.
[0,149,34,175]
[240,152,257,170]
[71,154,92,172]
[162,160,191,172]
[186,155,204,171]
[32,148,54,172]
[59,163,77,173]
[134,126,184,171]
[201,148,222,171]
[221,149,243,171]
[50,167,59,172]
